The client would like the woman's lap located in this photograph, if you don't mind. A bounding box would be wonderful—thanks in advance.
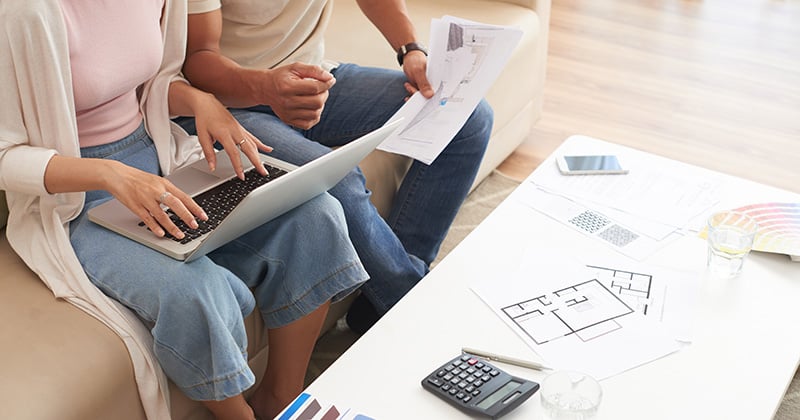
[68,124,367,399]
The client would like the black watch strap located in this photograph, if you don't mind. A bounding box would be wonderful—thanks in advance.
[396,42,428,66]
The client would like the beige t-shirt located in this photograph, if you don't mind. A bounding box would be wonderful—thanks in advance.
[187,0,332,70]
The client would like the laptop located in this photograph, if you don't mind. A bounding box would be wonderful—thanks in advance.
[88,119,402,262]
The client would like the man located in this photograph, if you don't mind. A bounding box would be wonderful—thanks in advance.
[180,0,493,334]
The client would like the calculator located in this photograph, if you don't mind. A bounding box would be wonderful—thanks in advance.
[421,354,540,419]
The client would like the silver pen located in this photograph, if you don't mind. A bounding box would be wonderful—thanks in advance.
[462,347,552,371]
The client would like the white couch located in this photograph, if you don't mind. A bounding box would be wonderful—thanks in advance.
[0,0,549,418]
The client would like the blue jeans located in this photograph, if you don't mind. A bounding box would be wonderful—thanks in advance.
[68,124,367,401]
[176,63,492,315]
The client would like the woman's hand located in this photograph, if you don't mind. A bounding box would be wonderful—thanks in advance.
[103,160,207,239]
[168,81,273,180]
[192,91,273,179]
[44,155,206,239]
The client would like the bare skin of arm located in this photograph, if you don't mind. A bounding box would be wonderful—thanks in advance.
[183,10,335,129]
[355,0,434,98]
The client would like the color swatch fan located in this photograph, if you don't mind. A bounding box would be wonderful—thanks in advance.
[732,202,800,262]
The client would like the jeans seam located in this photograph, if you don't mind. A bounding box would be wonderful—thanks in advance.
[158,334,251,399]
[259,260,366,323]
[389,163,425,234]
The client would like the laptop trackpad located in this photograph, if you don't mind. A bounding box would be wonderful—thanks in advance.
[168,168,227,197]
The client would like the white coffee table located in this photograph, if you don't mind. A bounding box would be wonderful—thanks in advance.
[305,136,800,419]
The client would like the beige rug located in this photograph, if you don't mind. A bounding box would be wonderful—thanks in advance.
[305,170,521,385]
[306,171,800,418]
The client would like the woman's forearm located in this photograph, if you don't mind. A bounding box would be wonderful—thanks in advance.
[168,80,217,118]
[43,155,118,194]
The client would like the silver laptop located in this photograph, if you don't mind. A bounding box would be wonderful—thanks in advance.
[88,119,401,262]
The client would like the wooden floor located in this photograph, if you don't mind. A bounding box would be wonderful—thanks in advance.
[496,0,800,194]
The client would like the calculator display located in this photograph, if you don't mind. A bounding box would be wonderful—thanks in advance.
[476,380,521,409]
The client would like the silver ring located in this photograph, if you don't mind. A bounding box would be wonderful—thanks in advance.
[158,191,171,206]
[236,138,247,149]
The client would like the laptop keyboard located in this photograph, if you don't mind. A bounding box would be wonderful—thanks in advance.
[138,163,288,244]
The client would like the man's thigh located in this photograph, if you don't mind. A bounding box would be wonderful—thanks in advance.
[178,111,334,167]
[308,63,408,147]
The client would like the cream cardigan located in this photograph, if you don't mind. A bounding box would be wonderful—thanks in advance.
[0,1,203,418]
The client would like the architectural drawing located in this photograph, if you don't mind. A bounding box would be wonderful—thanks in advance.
[398,22,499,140]
[501,266,657,345]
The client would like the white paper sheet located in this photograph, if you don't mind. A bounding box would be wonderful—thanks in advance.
[379,16,523,164]
[531,139,724,231]
[471,249,697,380]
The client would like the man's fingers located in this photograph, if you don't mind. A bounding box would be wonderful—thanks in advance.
[292,62,335,83]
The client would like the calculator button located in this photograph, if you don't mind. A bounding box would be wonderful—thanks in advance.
[443,373,453,381]
[441,384,451,392]
[472,390,481,396]
[448,388,458,396]
[445,364,455,372]
[463,396,472,403]
[436,370,446,377]
[452,368,462,375]
[426,378,443,388]
[460,355,470,362]
[490,370,500,377]
[476,362,485,369]
[466,386,475,393]
[481,375,491,382]
[482,366,492,373]
[456,392,466,400]
[466,367,476,374]
[466,376,476,383]
[468,358,478,365]
[473,380,484,388]
[458,381,468,389]
[450,377,460,385]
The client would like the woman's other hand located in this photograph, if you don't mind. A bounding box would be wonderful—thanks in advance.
[168,81,272,180]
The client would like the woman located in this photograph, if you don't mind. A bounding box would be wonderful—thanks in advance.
[0,1,367,419]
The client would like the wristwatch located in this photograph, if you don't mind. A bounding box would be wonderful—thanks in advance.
[396,42,428,66]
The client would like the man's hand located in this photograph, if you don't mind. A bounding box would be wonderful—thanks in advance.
[259,62,336,129]
[401,50,434,99]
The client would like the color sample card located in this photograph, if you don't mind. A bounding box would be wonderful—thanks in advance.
[732,202,800,259]
[276,393,376,420]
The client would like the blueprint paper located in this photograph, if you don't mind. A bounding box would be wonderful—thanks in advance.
[471,250,692,380]
[379,16,523,164]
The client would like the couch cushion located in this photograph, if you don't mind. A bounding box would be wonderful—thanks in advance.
[0,235,146,420]
[0,191,7,229]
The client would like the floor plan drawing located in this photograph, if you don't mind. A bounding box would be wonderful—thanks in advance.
[500,266,659,346]
[471,251,691,379]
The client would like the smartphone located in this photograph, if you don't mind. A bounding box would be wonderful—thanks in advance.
[556,154,629,175]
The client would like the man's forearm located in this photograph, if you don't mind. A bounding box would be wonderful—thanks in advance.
[183,50,266,109]
[356,0,418,51]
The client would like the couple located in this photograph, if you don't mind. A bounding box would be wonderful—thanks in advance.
[0,0,492,419]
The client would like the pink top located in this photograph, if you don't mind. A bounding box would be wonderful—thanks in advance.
[59,0,165,147]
